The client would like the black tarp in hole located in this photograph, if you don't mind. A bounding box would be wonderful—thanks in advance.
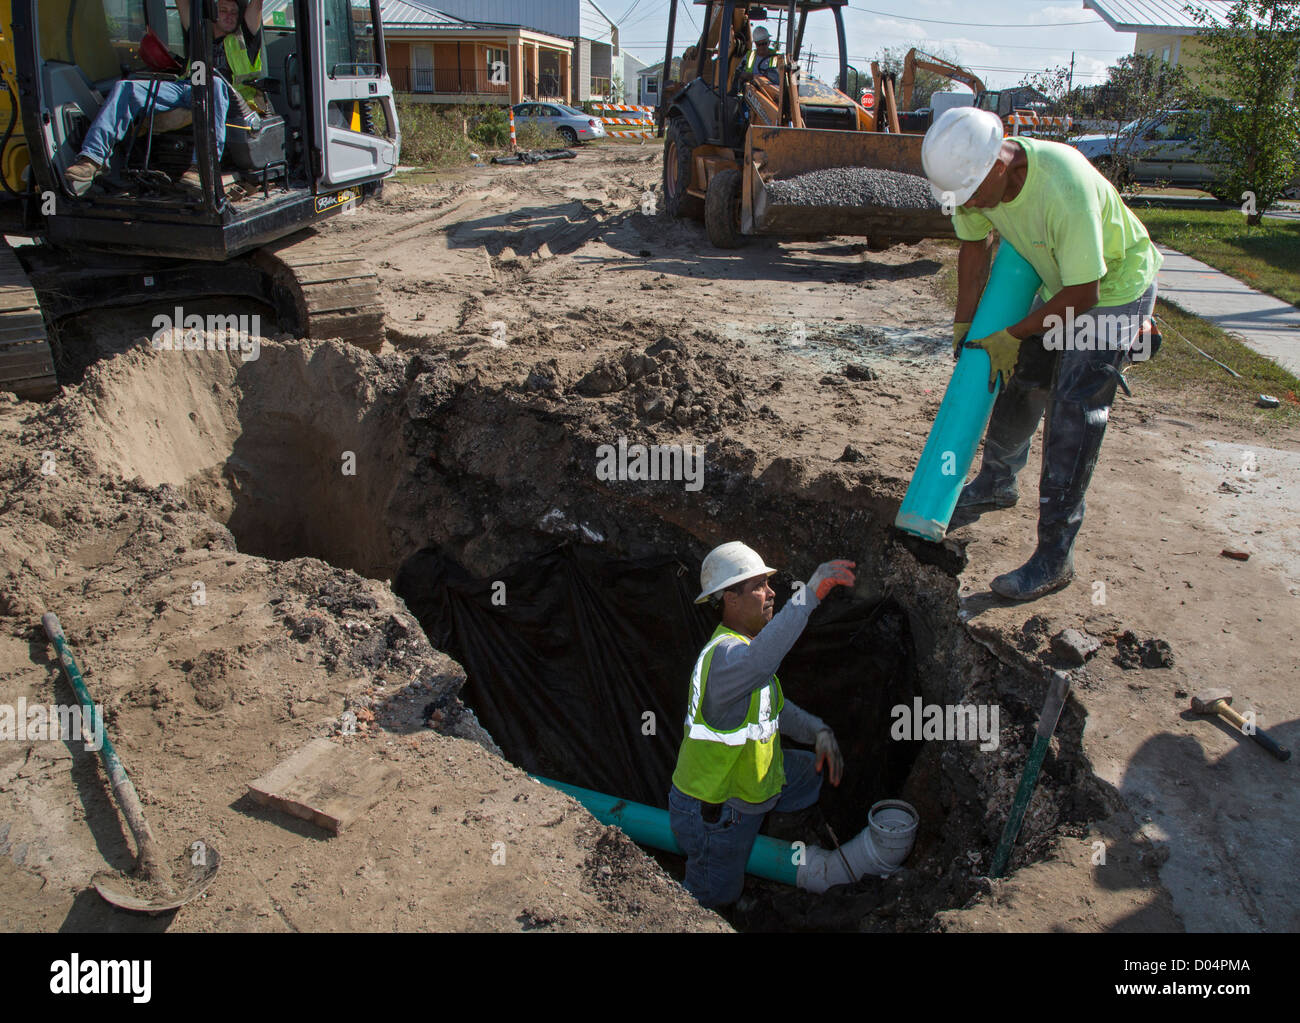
[395,544,923,836]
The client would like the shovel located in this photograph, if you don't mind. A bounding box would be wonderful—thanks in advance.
[42,612,220,913]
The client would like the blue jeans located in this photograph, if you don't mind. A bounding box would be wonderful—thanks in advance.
[80,77,233,166]
[668,749,823,909]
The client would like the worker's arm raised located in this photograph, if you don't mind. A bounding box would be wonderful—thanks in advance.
[246,0,264,34]
[699,561,856,731]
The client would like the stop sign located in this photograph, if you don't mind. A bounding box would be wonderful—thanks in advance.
[861,91,874,108]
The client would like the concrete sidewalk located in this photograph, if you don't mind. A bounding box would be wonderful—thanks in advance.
[1155,245,1300,378]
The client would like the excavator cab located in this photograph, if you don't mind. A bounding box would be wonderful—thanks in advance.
[8,0,399,258]
[0,1,400,399]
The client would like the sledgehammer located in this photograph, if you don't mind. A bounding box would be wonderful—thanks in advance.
[1191,688,1291,762]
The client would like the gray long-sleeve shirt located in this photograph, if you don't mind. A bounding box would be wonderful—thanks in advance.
[698,591,829,814]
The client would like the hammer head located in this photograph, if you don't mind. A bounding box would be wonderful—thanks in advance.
[1191,688,1233,714]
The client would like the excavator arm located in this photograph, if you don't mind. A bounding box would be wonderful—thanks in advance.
[899,47,986,109]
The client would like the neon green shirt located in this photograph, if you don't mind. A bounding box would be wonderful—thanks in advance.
[952,136,1162,306]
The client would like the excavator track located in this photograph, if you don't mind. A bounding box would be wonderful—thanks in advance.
[0,240,57,401]
[253,230,386,352]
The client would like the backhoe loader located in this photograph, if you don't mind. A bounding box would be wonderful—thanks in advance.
[654,0,953,249]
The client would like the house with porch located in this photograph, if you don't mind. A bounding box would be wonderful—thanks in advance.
[377,1,574,105]
[418,0,639,102]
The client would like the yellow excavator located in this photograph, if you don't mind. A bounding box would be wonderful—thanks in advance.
[896,48,1072,136]
[655,0,953,249]
[0,0,400,400]
[898,48,986,112]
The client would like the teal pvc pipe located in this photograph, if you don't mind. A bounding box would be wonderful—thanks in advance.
[533,775,800,886]
[895,242,1043,541]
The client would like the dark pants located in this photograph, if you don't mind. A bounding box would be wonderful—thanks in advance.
[979,281,1158,547]
[668,748,822,909]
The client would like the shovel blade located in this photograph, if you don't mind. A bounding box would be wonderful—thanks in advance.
[92,840,220,915]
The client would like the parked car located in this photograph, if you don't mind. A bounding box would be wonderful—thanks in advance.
[510,103,607,146]
[1070,109,1228,196]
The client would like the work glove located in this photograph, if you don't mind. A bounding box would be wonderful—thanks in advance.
[964,328,1023,392]
[952,320,972,360]
[809,560,856,600]
[815,728,844,787]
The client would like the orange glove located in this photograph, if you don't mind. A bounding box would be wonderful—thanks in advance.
[810,559,856,600]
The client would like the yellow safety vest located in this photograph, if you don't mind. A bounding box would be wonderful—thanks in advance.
[746,49,778,75]
[183,31,263,105]
[671,624,785,805]
[222,31,263,105]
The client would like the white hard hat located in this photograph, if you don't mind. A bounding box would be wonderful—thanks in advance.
[752,25,770,44]
[695,541,777,604]
[921,106,1005,207]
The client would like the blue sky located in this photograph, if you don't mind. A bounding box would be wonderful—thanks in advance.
[608,1,1140,90]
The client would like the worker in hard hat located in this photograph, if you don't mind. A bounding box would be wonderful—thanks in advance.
[921,106,1162,602]
[742,25,781,86]
[668,541,856,908]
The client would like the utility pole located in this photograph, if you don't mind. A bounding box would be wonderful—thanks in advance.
[1068,51,1075,94]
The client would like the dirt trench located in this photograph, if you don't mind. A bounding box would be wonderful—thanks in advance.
[1,330,1129,931]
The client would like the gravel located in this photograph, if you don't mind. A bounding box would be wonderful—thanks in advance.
[766,167,940,210]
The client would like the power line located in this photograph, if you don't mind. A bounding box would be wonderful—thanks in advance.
[846,4,1104,28]
[616,0,645,25]
[621,0,671,32]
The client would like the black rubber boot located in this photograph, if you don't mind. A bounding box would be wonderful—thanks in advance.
[991,397,1108,601]
[957,375,1047,510]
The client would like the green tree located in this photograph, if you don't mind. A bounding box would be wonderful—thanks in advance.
[839,64,870,98]
[1016,64,1083,140]
[1084,54,1193,189]
[1192,0,1300,223]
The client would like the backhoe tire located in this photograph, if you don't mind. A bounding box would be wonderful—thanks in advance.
[705,168,744,248]
[663,115,703,219]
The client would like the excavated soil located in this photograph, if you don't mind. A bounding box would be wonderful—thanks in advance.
[1,143,1296,932]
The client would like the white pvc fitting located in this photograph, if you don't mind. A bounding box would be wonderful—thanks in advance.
[796,799,919,894]
[867,799,918,870]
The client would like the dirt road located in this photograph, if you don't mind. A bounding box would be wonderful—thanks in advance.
[1,142,1295,931]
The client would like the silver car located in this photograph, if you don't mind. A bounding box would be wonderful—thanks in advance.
[1071,110,1222,193]
[511,103,607,146]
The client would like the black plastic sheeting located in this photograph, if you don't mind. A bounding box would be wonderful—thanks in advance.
[396,544,921,825]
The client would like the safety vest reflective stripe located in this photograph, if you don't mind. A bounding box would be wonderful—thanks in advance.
[683,633,780,745]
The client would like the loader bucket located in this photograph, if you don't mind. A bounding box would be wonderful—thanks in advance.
[743,126,956,243]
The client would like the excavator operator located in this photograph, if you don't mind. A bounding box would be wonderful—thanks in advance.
[63,0,265,198]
